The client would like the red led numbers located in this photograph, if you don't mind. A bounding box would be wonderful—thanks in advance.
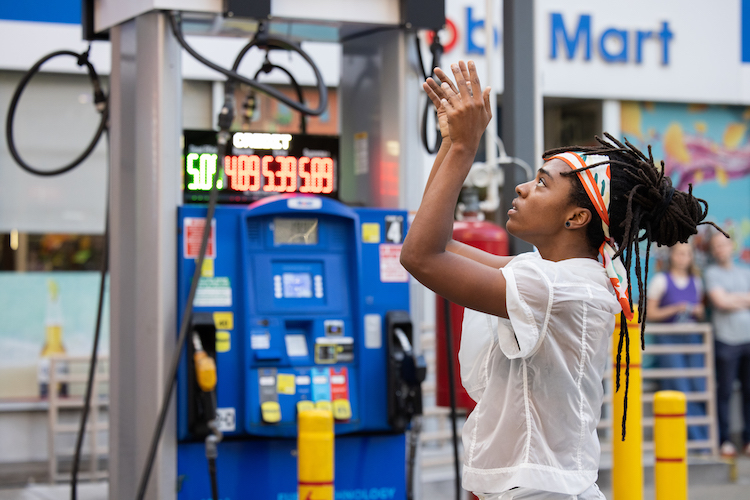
[224,155,333,193]
[299,156,334,194]
[276,156,297,193]
[224,155,260,191]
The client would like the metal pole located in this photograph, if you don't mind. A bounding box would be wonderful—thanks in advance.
[654,391,688,500]
[109,11,182,500]
[501,0,535,254]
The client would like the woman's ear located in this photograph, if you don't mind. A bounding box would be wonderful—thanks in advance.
[566,208,592,230]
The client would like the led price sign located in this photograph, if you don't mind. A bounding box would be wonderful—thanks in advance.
[183,130,339,203]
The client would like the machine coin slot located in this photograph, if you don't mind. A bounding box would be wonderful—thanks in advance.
[187,312,218,439]
[386,310,426,433]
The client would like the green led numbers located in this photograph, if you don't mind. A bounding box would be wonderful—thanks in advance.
[186,153,223,191]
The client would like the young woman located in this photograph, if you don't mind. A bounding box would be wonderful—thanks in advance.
[400,61,723,499]
[646,242,708,444]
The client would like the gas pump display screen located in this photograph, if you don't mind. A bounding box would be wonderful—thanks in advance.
[183,130,339,203]
[282,272,312,298]
[273,218,318,245]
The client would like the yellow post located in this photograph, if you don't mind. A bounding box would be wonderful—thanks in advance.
[612,312,643,500]
[654,391,687,500]
[298,409,334,500]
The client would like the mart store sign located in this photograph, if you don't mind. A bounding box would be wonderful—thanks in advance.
[436,0,750,104]
[535,0,750,104]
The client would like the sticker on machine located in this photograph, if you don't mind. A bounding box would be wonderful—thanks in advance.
[384,215,404,243]
[193,277,232,307]
[183,217,216,259]
[379,244,408,283]
[215,407,236,432]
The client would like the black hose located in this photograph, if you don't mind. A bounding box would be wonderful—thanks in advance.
[169,11,327,117]
[134,130,225,500]
[442,298,461,500]
[5,48,108,176]
[208,457,219,500]
[70,170,109,500]
[5,47,109,499]
[415,33,443,154]
[250,60,307,134]
[136,14,332,497]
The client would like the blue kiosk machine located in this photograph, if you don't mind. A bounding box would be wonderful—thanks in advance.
[175,131,424,499]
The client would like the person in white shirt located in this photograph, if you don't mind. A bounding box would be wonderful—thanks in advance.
[400,60,724,499]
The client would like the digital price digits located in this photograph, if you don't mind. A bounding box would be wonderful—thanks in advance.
[224,155,334,194]
[183,132,339,202]
[186,152,223,190]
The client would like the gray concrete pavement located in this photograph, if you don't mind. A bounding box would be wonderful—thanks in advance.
[1,457,748,500]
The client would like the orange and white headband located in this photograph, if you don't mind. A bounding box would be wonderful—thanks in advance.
[548,152,634,321]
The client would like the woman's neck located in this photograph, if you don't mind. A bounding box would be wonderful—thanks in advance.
[670,268,690,279]
[536,241,598,262]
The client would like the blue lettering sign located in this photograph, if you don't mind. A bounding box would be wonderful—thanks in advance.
[657,21,674,65]
[550,13,673,65]
[635,30,654,63]
[550,13,592,60]
[599,28,628,63]
[0,1,80,24]
[334,488,396,500]
[743,0,750,62]
[465,6,500,56]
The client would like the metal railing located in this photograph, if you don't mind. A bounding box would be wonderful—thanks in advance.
[600,322,718,457]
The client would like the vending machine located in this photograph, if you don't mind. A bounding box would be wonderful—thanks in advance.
[175,131,424,499]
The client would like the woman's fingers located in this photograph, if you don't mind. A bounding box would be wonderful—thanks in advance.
[423,81,442,109]
[425,77,446,100]
[451,63,471,99]
[466,60,484,102]
[459,61,471,86]
[433,67,458,94]
[482,86,492,119]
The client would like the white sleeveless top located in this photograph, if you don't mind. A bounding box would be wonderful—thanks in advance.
[459,252,621,495]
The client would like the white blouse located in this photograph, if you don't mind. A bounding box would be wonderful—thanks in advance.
[459,252,622,495]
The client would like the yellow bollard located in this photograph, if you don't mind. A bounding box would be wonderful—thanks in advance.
[298,409,334,500]
[654,391,687,500]
[612,312,643,500]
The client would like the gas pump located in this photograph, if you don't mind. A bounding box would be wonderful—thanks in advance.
[175,131,425,499]
[80,1,444,498]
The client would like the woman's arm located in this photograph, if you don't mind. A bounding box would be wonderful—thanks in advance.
[646,297,689,321]
[401,61,509,318]
[420,67,514,270]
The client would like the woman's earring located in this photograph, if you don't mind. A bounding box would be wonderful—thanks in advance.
[565,221,571,228]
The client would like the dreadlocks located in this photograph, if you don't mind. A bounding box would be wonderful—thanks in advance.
[544,132,728,440]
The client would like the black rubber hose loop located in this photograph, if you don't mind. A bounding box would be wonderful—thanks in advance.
[5,49,108,176]
[169,12,328,117]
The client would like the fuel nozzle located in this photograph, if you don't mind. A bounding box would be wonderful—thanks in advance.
[192,333,217,393]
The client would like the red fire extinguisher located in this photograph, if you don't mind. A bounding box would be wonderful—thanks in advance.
[435,217,508,410]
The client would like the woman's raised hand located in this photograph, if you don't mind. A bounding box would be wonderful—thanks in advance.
[438,60,492,151]
[422,68,454,140]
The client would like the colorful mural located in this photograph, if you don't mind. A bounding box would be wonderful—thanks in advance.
[621,102,750,262]
[0,272,109,400]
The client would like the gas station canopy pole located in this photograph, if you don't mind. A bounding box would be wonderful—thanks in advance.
[501,0,536,255]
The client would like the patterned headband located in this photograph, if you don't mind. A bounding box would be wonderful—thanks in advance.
[548,152,634,321]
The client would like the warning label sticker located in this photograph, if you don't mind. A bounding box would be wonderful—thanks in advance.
[194,276,232,307]
[183,217,217,259]
[379,244,409,283]
[384,215,403,243]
